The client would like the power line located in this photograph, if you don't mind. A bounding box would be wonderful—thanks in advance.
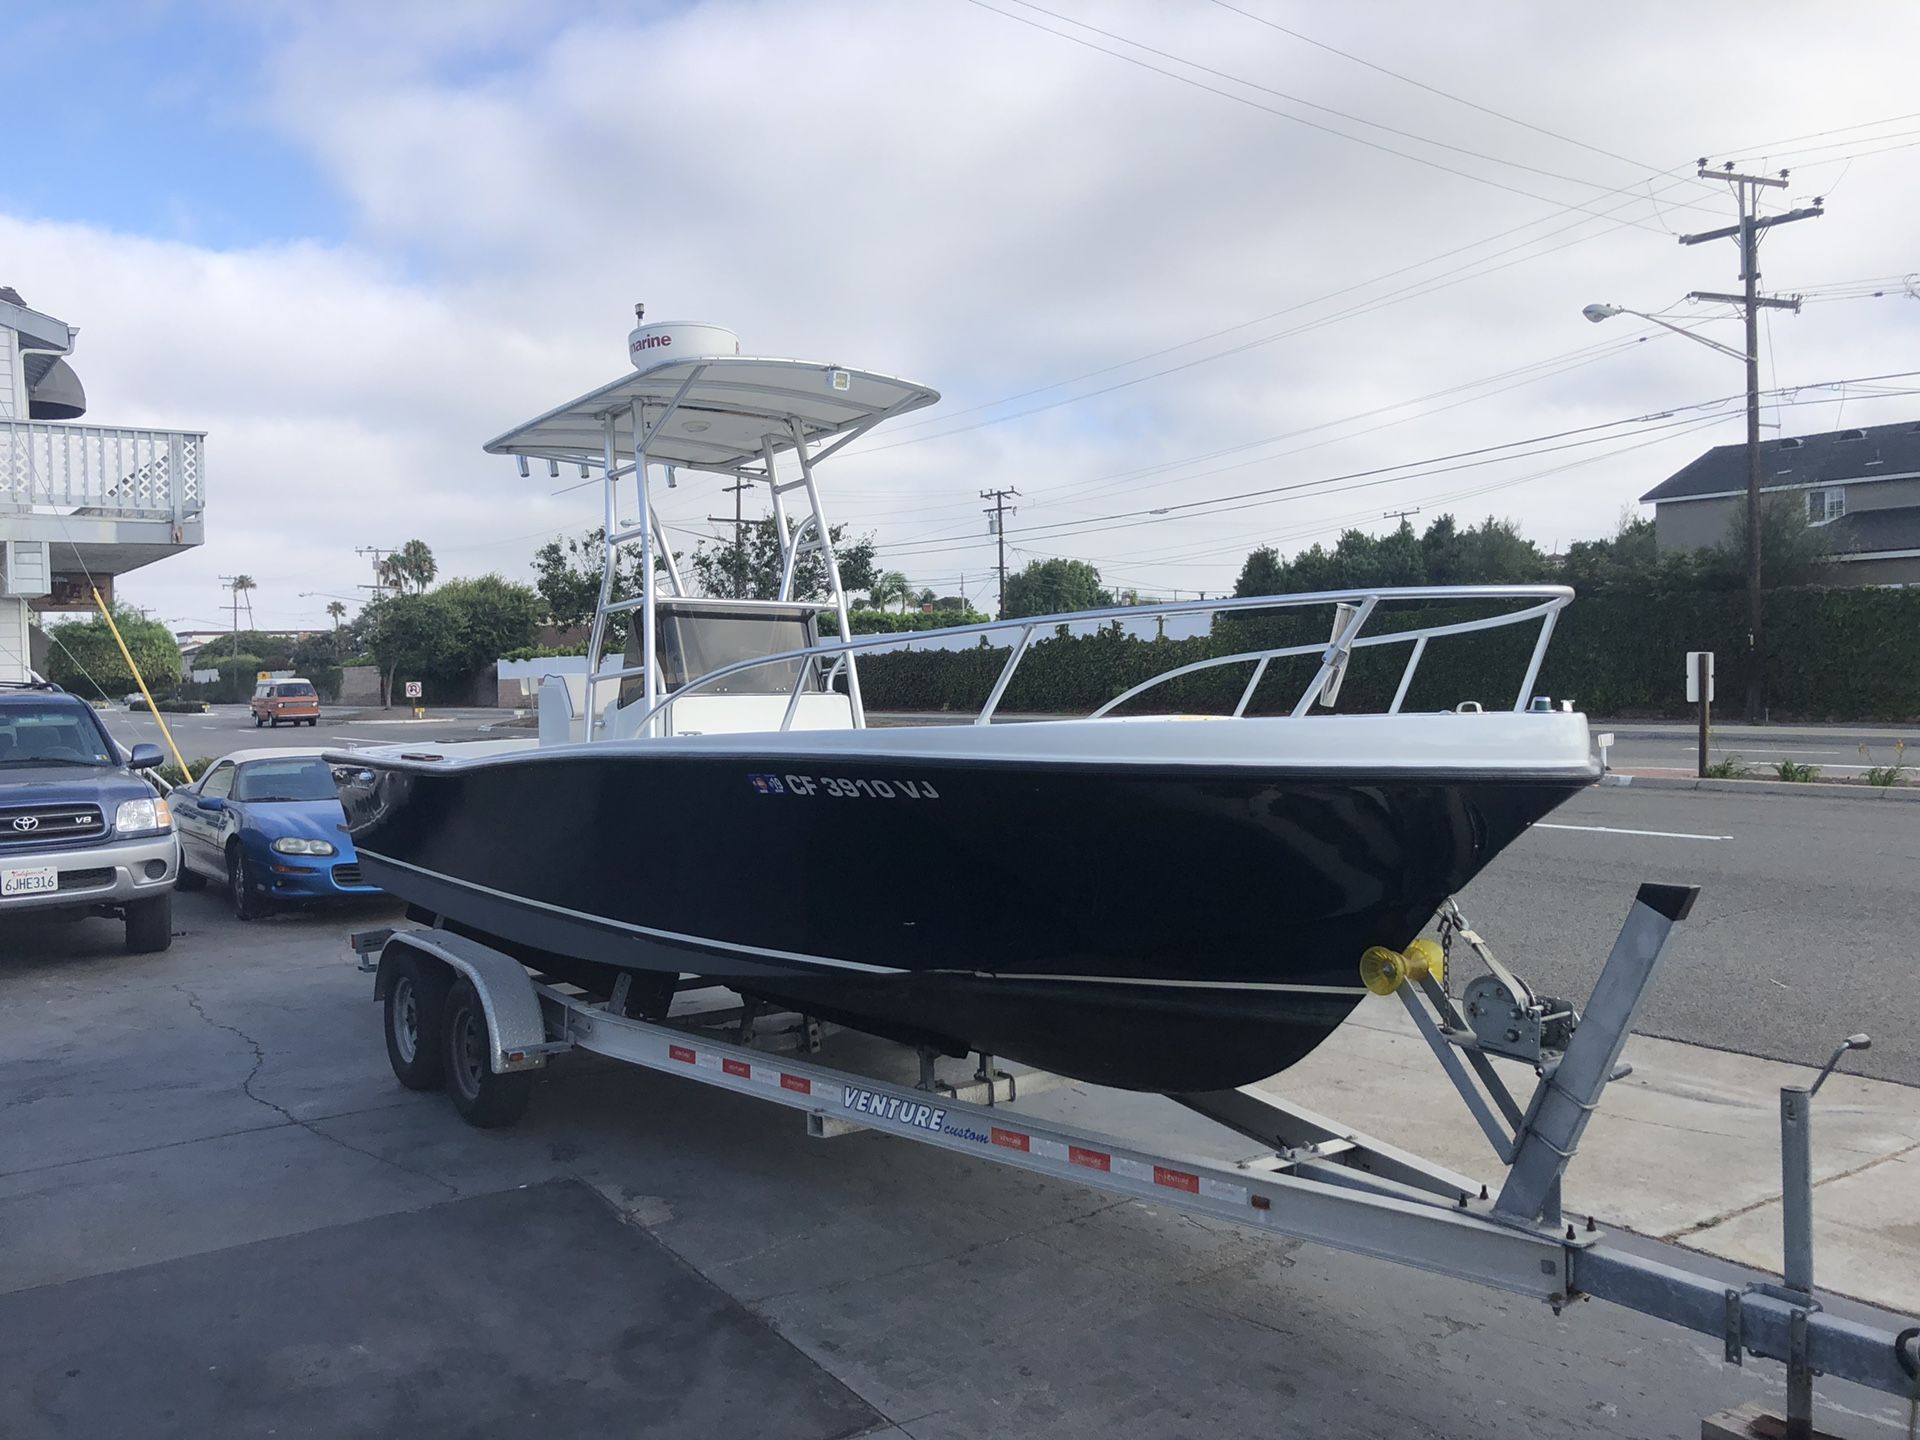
[1203,0,1711,186]
[839,318,1704,528]
[850,174,1706,460]
[969,0,1714,227]
[876,373,1920,560]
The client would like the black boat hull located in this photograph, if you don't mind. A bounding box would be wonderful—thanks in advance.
[337,746,1586,1091]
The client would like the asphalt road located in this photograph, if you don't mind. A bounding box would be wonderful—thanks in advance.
[1457,782,1920,1087]
[96,703,512,762]
[7,894,1904,1437]
[1594,720,1920,778]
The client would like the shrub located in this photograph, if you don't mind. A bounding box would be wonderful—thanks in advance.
[1773,759,1821,783]
[1859,740,1908,787]
[1702,756,1751,779]
[154,757,217,790]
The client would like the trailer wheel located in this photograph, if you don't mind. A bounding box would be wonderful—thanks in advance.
[443,977,532,1128]
[384,950,450,1090]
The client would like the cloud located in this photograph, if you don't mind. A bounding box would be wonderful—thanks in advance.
[8,0,1919,624]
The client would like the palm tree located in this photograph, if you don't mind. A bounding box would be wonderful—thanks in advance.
[866,570,910,613]
[394,539,437,594]
[228,574,257,662]
[326,600,347,629]
[377,540,438,595]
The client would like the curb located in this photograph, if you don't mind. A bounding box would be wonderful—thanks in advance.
[1602,772,1920,801]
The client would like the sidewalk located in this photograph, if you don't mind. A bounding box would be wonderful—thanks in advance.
[1256,995,1920,1315]
[1595,718,1920,742]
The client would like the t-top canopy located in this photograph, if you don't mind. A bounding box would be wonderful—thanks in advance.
[483,355,940,473]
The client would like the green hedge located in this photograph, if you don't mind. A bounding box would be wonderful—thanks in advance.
[852,590,1920,722]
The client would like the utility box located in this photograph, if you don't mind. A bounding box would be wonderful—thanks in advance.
[1,540,51,598]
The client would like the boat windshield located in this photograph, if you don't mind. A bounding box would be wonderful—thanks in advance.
[623,603,821,702]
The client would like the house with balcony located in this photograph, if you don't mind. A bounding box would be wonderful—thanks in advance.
[1639,419,1920,586]
[0,287,205,680]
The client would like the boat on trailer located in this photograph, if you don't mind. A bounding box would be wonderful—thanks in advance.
[332,312,1599,1092]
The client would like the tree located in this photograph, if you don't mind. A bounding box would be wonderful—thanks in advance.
[359,594,456,707]
[1712,495,1834,590]
[866,571,911,613]
[687,517,877,602]
[1232,546,1286,598]
[434,574,544,678]
[1003,558,1113,618]
[44,606,183,698]
[532,528,684,648]
[1449,516,1546,584]
[1229,513,1549,598]
[378,539,438,595]
[326,600,347,629]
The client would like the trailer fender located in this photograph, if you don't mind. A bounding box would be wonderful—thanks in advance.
[375,930,557,1075]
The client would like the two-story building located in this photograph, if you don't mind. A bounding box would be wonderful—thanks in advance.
[1639,419,1920,586]
[0,288,206,680]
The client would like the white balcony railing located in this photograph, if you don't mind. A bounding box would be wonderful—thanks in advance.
[0,419,206,519]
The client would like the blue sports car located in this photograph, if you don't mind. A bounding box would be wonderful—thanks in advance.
[173,748,383,918]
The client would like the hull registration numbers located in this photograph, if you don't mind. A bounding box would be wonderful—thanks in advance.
[748,774,940,801]
[2,867,59,897]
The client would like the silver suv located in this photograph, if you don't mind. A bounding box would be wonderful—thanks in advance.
[0,683,178,952]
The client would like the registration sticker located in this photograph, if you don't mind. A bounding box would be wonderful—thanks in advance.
[2,867,59,897]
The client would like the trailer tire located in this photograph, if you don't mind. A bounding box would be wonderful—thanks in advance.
[384,950,451,1090]
[443,977,532,1128]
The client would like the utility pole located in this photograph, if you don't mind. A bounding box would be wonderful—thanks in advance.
[981,488,1019,619]
[720,480,756,597]
[1382,507,1421,526]
[355,546,394,598]
[217,576,239,664]
[1680,161,1824,723]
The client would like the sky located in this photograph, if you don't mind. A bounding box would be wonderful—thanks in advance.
[5,0,1918,632]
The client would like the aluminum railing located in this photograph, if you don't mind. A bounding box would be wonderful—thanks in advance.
[626,584,1573,735]
[0,420,206,518]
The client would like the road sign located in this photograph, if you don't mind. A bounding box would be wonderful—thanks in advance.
[404,681,422,700]
[1685,652,1714,703]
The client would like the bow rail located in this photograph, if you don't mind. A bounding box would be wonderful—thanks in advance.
[623,583,1572,736]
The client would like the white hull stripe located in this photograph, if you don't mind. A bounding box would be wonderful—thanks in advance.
[360,850,906,975]
[1533,822,1733,842]
[975,972,1368,996]
[360,851,1362,997]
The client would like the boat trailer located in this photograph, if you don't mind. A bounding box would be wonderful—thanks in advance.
[351,883,1920,1439]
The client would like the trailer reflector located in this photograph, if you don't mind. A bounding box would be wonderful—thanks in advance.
[781,1073,811,1094]
[1155,1166,1200,1194]
[1069,1146,1111,1172]
[669,1044,696,1064]
[991,1127,1029,1152]
[723,1057,751,1078]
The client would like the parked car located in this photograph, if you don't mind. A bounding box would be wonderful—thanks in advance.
[250,678,321,728]
[172,748,381,918]
[0,681,177,952]
[123,693,153,712]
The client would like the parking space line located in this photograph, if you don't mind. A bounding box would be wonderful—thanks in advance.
[1533,822,1733,842]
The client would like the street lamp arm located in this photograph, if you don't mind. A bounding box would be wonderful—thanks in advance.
[1586,304,1748,363]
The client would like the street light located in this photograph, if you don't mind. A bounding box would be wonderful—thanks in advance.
[1582,302,1746,361]
[1585,299,1766,721]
